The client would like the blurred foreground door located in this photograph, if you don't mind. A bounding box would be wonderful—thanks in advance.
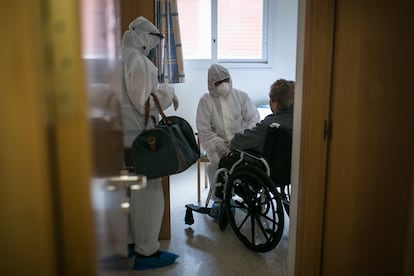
[81,1,170,273]
[80,0,135,272]
[80,0,175,273]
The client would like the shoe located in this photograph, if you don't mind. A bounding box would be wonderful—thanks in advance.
[133,251,179,270]
[128,243,136,258]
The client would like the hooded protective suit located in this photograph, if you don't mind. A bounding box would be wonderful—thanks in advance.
[196,64,260,201]
[120,16,178,258]
[121,17,178,148]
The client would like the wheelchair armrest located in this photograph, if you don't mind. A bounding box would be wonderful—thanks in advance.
[233,149,271,176]
[233,148,262,158]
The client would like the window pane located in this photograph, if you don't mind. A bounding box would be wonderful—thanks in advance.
[177,0,211,59]
[80,0,119,59]
[217,0,263,59]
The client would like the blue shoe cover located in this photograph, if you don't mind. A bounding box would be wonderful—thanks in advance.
[230,205,236,215]
[208,202,220,219]
[208,202,236,219]
[133,251,179,270]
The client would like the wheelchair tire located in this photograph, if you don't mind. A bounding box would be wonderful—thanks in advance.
[218,205,228,231]
[224,165,284,253]
[283,200,290,217]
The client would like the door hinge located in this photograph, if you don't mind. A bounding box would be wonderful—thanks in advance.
[324,120,332,140]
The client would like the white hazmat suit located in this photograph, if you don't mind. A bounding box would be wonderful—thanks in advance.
[121,17,178,261]
[196,64,260,202]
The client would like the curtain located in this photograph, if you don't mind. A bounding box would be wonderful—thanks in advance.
[155,0,185,83]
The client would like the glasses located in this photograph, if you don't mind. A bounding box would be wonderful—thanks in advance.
[149,32,164,39]
[214,78,230,87]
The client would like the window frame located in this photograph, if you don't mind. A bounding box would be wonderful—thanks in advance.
[182,0,273,69]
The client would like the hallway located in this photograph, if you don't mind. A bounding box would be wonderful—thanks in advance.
[96,165,289,275]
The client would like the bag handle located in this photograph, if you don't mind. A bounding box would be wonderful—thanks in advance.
[144,93,169,126]
[151,93,167,121]
[144,97,151,126]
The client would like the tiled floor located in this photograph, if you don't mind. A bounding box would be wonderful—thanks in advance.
[95,164,290,275]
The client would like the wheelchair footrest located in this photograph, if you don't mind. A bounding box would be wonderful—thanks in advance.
[185,204,212,225]
[185,207,194,225]
[185,204,211,214]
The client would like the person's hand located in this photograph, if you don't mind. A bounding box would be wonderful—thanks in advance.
[173,93,179,110]
[217,144,230,158]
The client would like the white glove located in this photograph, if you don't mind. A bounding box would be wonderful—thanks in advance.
[173,93,179,110]
[216,144,230,158]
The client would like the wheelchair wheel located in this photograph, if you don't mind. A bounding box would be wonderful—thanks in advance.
[224,165,284,252]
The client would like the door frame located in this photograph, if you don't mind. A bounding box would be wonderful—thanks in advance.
[288,0,335,274]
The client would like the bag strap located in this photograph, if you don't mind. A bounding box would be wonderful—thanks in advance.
[151,93,167,121]
[144,93,168,126]
[144,97,151,126]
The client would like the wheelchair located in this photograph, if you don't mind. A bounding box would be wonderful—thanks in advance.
[185,124,292,253]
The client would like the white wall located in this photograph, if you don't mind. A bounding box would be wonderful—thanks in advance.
[164,0,299,130]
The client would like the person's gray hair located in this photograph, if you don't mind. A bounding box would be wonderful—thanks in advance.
[269,79,295,110]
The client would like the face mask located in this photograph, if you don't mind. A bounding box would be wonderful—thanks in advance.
[147,48,156,60]
[216,82,230,96]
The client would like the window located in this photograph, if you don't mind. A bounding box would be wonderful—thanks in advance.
[177,0,269,67]
[80,0,120,59]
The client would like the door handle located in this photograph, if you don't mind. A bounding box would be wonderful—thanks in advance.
[105,170,147,191]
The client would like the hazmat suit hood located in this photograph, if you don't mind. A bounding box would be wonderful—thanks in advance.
[122,16,162,56]
[208,64,233,97]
